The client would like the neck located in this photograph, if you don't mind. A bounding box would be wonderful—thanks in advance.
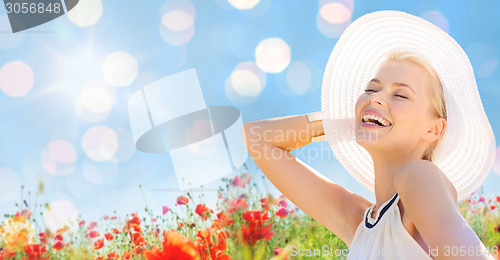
[369,149,423,214]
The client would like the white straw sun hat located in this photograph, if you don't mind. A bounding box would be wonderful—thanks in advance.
[321,10,496,201]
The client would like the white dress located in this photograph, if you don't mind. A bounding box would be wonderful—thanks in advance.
[347,193,494,260]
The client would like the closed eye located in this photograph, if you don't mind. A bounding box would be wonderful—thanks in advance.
[365,89,408,99]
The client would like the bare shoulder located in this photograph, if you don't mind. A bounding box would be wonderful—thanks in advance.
[394,160,457,206]
[393,160,490,252]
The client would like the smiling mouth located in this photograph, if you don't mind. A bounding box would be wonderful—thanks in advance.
[362,114,392,127]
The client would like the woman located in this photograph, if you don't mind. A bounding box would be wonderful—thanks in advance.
[242,11,496,259]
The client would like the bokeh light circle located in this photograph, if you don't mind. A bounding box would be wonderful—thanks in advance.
[319,2,352,24]
[225,62,266,105]
[80,85,114,114]
[228,0,260,10]
[110,128,135,163]
[42,200,78,233]
[49,140,77,164]
[102,51,138,87]
[162,10,194,31]
[286,61,312,95]
[230,70,261,97]
[319,0,354,11]
[67,0,103,27]
[159,0,196,46]
[0,168,21,203]
[68,0,102,27]
[421,10,449,33]
[255,37,291,73]
[41,140,77,176]
[466,42,498,79]
[82,126,118,161]
[0,61,34,97]
[76,78,116,123]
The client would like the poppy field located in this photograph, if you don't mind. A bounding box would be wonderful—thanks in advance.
[1,171,499,259]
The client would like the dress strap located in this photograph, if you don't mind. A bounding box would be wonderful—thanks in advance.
[365,193,399,229]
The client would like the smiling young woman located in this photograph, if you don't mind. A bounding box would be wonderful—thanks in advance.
[242,10,496,260]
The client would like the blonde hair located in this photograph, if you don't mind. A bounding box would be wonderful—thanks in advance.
[383,49,447,162]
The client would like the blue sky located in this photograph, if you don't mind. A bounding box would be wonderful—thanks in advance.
[0,0,499,224]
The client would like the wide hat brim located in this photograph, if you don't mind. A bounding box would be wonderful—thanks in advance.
[321,10,496,201]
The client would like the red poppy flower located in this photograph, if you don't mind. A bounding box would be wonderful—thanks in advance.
[274,246,289,260]
[228,198,248,213]
[176,195,190,206]
[276,207,289,218]
[260,198,271,211]
[15,209,32,218]
[241,223,273,246]
[113,228,120,235]
[497,196,500,203]
[196,227,231,260]
[85,230,100,239]
[0,249,15,259]
[79,220,86,226]
[39,232,47,244]
[122,251,131,259]
[143,230,200,260]
[23,243,48,260]
[278,198,287,208]
[53,240,64,251]
[179,221,185,228]
[87,221,98,230]
[132,224,142,233]
[231,173,252,188]
[491,205,497,210]
[129,215,141,226]
[162,205,169,215]
[195,204,214,221]
[243,210,270,225]
[104,233,114,241]
[94,238,105,250]
[107,252,119,260]
[54,234,63,241]
[240,210,274,246]
[211,212,234,230]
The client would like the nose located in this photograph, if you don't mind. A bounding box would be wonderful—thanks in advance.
[368,92,383,106]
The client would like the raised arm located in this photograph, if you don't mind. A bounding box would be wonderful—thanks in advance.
[241,114,371,246]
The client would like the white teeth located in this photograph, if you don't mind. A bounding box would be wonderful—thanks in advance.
[362,114,391,127]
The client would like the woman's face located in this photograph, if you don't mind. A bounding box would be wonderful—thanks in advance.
[354,60,442,157]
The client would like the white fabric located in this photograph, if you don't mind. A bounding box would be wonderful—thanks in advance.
[321,10,496,201]
[347,193,493,259]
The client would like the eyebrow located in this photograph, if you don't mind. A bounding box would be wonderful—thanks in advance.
[369,78,416,94]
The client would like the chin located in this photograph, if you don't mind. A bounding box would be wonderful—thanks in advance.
[355,128,381,145]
